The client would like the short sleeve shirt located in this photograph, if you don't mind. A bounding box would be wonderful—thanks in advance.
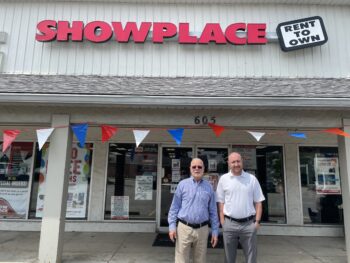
[216,170,265,219]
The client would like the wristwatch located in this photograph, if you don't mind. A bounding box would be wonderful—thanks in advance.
[254,219,261,224]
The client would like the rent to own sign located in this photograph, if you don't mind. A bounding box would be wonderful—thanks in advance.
[276,16,328,52]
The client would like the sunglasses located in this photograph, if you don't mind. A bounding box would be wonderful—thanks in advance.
[191,166,203,169]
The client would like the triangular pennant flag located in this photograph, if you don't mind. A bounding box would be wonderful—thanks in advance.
[133,130,150,147]
[2,130,21,153]
[208,123,225,137]
[36,128,54,150]
[71,123,88,147]
[289,132,307,139]
[168,128,184,145]
[323,128,350,138]
[247,131,265,142]
[101,125,118,142]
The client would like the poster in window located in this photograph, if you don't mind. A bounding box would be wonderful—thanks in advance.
[0,142,33,219]
[171,170,181,183]
[314,157,341,194]
[208,159,217,172]
[170,184,177,194]
[35,143,93,218]
[111,196,129,220]
[135,175,153,200]
[172,159,180,170]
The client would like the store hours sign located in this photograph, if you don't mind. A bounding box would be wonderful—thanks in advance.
[276,16,328,52]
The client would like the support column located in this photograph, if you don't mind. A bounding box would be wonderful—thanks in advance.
[338,119,350,263]
[88,142,108,221]
[38,115,72,263]
[284,144,303,225]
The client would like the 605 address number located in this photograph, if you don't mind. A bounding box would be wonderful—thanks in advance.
[194,116,216,125]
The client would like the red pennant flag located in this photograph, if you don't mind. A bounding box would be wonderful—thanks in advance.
[2,130,21,152]
[323,128,350,138]
[101,125,118,142]
[208,123,225,137]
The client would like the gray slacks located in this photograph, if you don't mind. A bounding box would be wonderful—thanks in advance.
[222,218,257,263]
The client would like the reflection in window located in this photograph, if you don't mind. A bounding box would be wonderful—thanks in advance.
[233,146,286,223]
[105,144,158,220]
[29,143,93,219]
[299,147,343,224]
[0,142,34,219]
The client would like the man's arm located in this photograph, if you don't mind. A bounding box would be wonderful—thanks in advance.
[254,202,262,229]
[208,189,219,247]
[168,185,182,242]
[218,202,225,226]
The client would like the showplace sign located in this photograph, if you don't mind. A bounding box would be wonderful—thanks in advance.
[35,17,328,51]
[35,21,267,45]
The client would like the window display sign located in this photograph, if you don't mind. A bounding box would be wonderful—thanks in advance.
[35,143,93,218]
[315,157,341,194]
[135,175,153,200]
[111,196,129,220]
[170,184,177,194]
[0,142,33,219]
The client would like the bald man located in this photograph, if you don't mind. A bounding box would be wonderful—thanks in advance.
[168,158,219,263]
[216,152,265,263]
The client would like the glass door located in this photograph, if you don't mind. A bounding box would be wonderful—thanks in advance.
[159,147,193,227]
[197,147,229,191]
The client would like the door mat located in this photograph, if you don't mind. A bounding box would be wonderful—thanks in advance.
[152,233,241,249]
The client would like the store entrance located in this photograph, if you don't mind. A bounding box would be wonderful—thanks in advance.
[158,146,228,231]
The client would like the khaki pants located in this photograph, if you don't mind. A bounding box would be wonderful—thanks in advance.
[175,222,209,263]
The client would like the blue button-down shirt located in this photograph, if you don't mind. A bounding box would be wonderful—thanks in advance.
[168,176,219,237]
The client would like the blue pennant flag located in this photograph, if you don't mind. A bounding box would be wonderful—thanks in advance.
[71,123,88,147]
[167,128,184,145]
[289,132,306,139]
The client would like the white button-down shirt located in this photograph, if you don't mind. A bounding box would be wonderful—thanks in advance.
[216,170,265,219]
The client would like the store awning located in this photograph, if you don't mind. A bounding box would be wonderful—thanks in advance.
[0,74,349,108]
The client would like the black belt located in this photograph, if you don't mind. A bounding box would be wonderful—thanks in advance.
[224,215,255,223]
[177,219,209,229]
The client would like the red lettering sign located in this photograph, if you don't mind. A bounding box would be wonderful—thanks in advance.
[36,20,267,45]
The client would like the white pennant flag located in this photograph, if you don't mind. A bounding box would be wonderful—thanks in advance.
[133,130,150,147]
[247,131,265,142]
[36,128,54,150]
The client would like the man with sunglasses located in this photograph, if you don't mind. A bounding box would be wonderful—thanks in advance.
[216,152,265,263]
[168,158,219,263]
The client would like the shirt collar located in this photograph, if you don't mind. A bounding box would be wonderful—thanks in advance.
[191,176,203,183]
[230,170,246,177]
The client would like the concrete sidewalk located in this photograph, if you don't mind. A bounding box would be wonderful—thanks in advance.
[0,231,347,263]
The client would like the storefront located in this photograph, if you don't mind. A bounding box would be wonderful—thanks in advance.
[1,0,350,262]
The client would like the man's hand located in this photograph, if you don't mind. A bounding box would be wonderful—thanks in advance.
[254,221,261,230]
[211,235,218,248]
[220,218,225,226]
[169,230,177,242]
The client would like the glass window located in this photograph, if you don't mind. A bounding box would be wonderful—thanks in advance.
[232,145,286,223]
[0,142,34,219]
[29,142,93,219]
[299,147,343,224]
[105,144,158,220]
